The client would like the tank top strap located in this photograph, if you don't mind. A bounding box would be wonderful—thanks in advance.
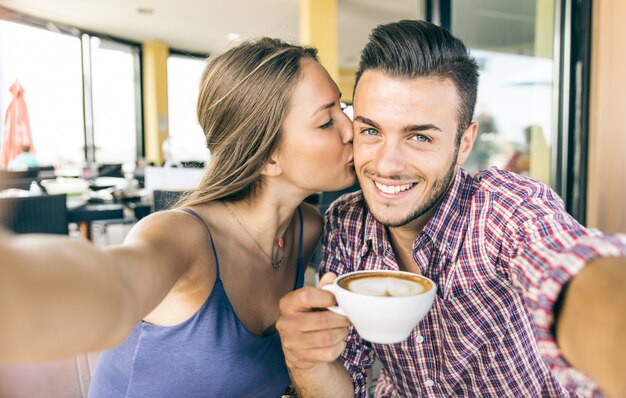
[297,206,304,260]
[294,206,305,289]
[176,208,221,279]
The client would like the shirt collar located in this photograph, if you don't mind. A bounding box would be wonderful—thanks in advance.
[363,208,386,257]
[422,168,473,260]
[363,169,474,260]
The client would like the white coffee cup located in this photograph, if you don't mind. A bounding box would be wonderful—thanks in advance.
[322,270,436,344]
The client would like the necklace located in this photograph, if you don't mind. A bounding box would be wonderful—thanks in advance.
[224,202,286,270]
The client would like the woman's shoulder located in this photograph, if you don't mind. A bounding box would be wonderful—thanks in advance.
[123,206,218,264]
[129,207,210,240]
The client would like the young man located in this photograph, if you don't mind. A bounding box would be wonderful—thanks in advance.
[277,20,626,397]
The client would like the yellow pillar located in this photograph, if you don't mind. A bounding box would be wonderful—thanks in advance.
[142,41,169,165]
[339,68,356,104]
[300,0,339,84]
[528,0,555,185]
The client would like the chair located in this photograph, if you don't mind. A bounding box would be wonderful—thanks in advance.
[0,194,68,235]
[0,169,39,191]
[153,190,185,212]
[318,182,361,218]
[97,164,123,178]
[304,192,320,206]
[125,201,151,221]
[0,169,38,180]
[180,160,205,169]
[0,352,100,398]
[91,217,136,246]
[31,165,55,173]
[0,178,35,191]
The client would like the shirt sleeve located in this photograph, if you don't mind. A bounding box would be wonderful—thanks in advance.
[319,204,375,398]
[502,187,626,389]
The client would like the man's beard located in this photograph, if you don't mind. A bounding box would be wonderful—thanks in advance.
[368,150,459,228]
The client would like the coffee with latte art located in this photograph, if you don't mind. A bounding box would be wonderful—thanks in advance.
[325,270,437,343]
[338,272,431,297]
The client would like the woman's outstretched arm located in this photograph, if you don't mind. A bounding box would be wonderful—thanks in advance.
[0,211,196,362]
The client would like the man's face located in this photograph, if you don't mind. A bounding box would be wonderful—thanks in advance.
[352,71,476,229]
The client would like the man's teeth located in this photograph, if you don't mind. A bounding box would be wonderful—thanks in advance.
[374,181,414,194]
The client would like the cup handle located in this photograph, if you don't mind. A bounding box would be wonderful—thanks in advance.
[321,284,347,316]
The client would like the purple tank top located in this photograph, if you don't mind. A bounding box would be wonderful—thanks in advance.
[89,207,305,398]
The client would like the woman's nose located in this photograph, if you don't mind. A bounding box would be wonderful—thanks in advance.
[339,107,353,144]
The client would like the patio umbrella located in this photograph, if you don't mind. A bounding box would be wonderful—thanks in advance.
[1,80,35,168]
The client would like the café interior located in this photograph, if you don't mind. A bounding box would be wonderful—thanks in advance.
[0,0,625,396]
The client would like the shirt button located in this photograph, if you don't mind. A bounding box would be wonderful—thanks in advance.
[425,379,435,387]
[416,335,424,343]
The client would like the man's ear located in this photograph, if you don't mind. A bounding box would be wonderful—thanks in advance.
[456,122,478,165]
[261,158,283,177]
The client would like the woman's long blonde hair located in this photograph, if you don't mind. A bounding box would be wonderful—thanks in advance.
[177,38,318,207]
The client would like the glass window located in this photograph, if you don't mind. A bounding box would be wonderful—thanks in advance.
[167,54,209,163]
[452,0,556,185]
[90,37,141,165]
[0,20,84,167]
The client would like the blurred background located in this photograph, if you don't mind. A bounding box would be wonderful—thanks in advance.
[0,0,623,240]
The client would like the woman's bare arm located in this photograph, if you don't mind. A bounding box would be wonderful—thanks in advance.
[0,211,197,361]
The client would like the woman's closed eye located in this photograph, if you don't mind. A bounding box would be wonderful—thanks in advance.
[319,118,335,129]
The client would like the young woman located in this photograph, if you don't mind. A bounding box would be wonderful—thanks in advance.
[0,38,355,397]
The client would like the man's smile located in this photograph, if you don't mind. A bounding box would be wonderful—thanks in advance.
[373,181,416,195]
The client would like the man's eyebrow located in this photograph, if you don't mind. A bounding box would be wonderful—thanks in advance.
[354,116,381,130]
[405,124,442,132]
[354,117,442,133]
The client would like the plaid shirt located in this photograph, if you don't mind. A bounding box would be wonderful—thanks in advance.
[319,168,626,398]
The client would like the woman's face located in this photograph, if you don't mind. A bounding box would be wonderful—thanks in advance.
[276,59,356,193]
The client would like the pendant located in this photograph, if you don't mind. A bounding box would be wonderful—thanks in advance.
[272,256,285,270]
[277,237,284,248]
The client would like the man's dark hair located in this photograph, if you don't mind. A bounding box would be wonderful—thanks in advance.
[355,20,479,139]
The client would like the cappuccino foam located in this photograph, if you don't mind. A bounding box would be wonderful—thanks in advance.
[342,275,427,297]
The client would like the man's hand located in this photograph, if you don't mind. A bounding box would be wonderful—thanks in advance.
[277,273,352,370]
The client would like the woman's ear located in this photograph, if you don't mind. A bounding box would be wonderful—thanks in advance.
[261,158,283,177]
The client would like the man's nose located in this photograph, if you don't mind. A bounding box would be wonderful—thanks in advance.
[375,138,405,175]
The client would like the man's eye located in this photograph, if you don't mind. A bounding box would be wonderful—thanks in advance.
[361,128,378,136]
[413,134,431,142]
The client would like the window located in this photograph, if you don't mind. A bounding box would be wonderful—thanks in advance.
[167,54,209,163]
[90,36,141,165]
[0,19,143,169]
[451,0,556,185]
[0,20,84,167]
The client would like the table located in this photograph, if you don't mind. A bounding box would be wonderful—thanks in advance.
[125,200,152,220]
[67,203,125,240]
